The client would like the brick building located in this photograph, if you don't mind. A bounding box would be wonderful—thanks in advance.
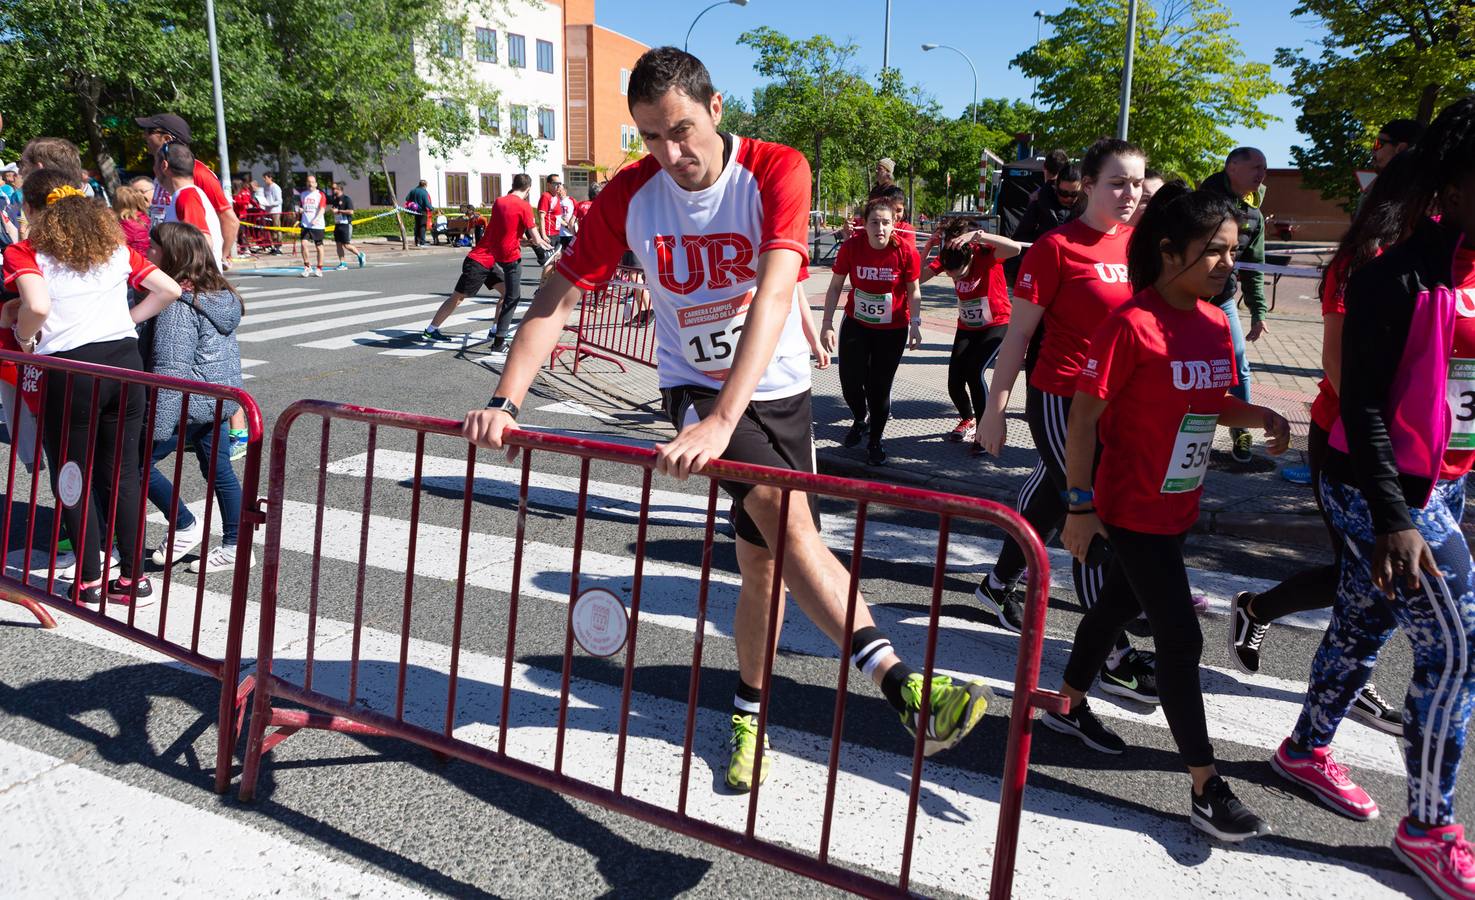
[1260,168,1354,244]
[563,0,650,200]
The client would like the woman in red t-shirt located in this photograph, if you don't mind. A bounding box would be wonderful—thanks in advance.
[820,195,921,465]
[969,139,1155,698]
[1224,152,1418,734]
[1050,183,1290,841]
[919,218,1022,445]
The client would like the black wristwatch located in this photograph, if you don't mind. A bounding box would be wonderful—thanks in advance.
[485,396,519,419]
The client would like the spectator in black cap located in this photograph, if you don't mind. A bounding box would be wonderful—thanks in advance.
[135,113,239,264]
[1373,118,1424,172]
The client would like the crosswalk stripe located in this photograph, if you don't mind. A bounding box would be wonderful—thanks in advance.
[239,290,377,313]
[237,296,440,343]
[0,581,1417,899]
[294,305,495,351]
[231,287,314,300]
[243,293,424,326]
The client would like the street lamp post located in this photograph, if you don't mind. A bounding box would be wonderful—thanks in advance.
[921,43,977,125]
[684,0,748,53]
[1116,0,1139,139]
[882,0,892,71]
[205,0,232,189]
[1032,10,1044,110]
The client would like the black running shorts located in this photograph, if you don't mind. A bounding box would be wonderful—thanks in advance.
[333,223,353,244]
[661,385,821,548]
[453,257,505,297]
[299,227,325,245]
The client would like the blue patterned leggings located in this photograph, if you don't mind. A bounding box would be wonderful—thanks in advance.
[1293,476,1475,825]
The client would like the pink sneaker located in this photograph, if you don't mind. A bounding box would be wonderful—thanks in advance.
[1270,738,1378,820]
[1393,818,1475,899]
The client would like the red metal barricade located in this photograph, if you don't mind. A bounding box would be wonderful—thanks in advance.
[238,399,1063,897]
[238,210,284,254]
[0,349,265,794]
[549,264,657,373]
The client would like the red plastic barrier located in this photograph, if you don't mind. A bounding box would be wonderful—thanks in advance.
[238,210,284,254]
[238,399,1063,897]
[549,265,657,373]
[0,349,265,794]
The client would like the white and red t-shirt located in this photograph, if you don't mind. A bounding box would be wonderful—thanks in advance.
[1440,246,1475,480]
[149,160,231,225]
[298,189,329,230]
[469,194,535,267]
[928,247,1011,330]
[3,241,157,356]
[832,233,919,329]
[556,135,813,399]
[1016,218,1136,396]
[164,184,223,268]
[1077,289,1237,534]
[537,192,559,236]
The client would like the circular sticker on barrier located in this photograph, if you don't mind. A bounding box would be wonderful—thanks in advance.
[571,588,628,658]
[57,461,83,509]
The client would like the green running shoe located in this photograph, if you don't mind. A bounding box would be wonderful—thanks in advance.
[726,713,771,792]
[901,674,993,757]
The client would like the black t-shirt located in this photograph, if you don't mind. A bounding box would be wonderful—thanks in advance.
[331,193,354,225]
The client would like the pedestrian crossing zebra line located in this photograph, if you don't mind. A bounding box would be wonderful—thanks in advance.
[236,295,440,343]
[293,305,502,352]
[241,293,426,326]
[238,290,377,312]
[232,287,316,301]
[240,358,266,381]
[0,574,1419,900]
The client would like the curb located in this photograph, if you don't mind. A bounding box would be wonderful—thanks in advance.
[225,239,461,272]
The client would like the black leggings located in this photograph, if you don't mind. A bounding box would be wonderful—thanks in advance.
[948,325,1005,420]
[838,317,907,446]
[40,338,147,583]
[1063,525,1214,767]
[1245,423,1339,621]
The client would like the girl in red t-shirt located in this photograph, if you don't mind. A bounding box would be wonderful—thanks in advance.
[1225,151,1418,735]
[969,139,1154,697]
[820,195,921,465]
[919,218,1022,445]
[1051,183,1290,842]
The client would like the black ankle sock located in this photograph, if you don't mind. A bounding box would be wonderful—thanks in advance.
[881,661,917,713]
[733,679,762,719]
[851,626,915,713]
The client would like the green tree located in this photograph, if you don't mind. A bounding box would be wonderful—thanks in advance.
[1013,0,1279,181]
[500,131,547,175]
[1277,0,1475,207]
[962,98,1038,158]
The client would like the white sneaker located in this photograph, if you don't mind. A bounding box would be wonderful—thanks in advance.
[311,267,324,278]
[188,543,254,574]
[300,267,312,278]
[152,518,205,565]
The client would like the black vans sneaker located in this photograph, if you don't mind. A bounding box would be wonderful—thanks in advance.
[1100,649,1160,704]
[1228,591,1269,675]
[1191,776,1272,842]
[1042,700,1126,754]
[107,576,154,608]
[843,420,868,448]
[974,578,1024,633]
[1348,682,1403,736]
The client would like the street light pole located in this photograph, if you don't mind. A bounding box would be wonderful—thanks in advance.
[882,0,892,72]
[921,43,977,125]
[1032,11,1044,110]
[205,0,232,184]
[1115,0,1139,139]
[684,0,748,53]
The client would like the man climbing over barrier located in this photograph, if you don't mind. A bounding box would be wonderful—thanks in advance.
[462,46,993,793]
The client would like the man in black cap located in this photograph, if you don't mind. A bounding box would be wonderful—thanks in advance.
[136,113,239,265]
[1371,118,1423,172]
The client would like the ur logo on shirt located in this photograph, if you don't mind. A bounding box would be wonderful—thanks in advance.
[1094,262,1130,284]
[654,233,757,295]
[855,265,899,281]
[1171,358,1235,390]
[1456,288,1475,319]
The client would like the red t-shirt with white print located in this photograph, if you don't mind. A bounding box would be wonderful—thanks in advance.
[1077,289,1237,534]
[928,246,1012,330]
[832,232,919,330]
[556,135,814,399]
[1016,218,1136,396]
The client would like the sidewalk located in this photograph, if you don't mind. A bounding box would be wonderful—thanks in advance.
[550,264,1340,547]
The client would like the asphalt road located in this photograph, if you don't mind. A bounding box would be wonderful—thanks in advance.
[0,250,1453,899]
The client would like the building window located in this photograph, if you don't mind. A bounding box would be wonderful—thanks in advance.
[568,169,591,199]
[507,33,526,68]
[537,107,556,140]
[620,124,642,152]
[619,68,631,96]
[438,24,462,59]
[536,39,554,73]
[445,172,469,206]
[478,106,499,134]
[510,105,529,135]
[481,173,502,204]
[475,27,497,62]
[370,172,396,206]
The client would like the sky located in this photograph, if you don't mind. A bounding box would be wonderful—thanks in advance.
[596,0,1328,168]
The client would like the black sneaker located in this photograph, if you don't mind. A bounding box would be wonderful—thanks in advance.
[1123,614,1152,638]
[842,420,868,448]
[974,578,1024,633]
[1042,700,1126,754]
[76,580,103,607]
[1191,776,1272,842]
[867,443,887,466]
[1348,682,1403,736]
[1230,429,1253,464]
[1228,591,1268,675]
[1100,649,1159,704]
[107,576,154,608]
[489,334,507,353]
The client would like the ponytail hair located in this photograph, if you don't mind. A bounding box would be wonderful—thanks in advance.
[1126,181,1240,292]
[936,217,974,272]
[21,168,123,274]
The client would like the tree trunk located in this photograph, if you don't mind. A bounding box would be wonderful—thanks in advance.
[1416,82,1441,124]
[73,76,120,201]
[379,141,408,250]
[276,144,292,210]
